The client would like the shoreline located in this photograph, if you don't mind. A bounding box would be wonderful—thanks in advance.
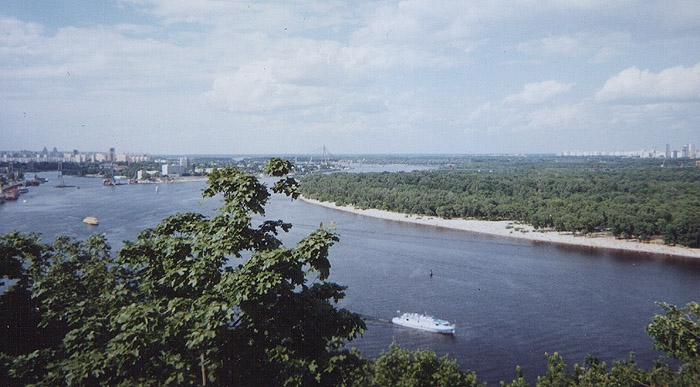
[300,197,700,260]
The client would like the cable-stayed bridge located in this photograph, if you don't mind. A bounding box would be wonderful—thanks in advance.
[294,146,341,174]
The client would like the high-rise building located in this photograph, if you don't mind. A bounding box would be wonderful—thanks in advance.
[162,164,185,176]
[665,144,671,159]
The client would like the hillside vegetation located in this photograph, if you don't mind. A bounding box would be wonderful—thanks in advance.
[300,157,700,248]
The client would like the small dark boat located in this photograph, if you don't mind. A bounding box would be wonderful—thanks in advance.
[54,180,76,188]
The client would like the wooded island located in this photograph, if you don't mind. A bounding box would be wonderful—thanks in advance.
[300,157,700,249]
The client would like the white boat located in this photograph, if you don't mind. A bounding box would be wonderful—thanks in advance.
[391,312,455,334]
[82,216,99,226]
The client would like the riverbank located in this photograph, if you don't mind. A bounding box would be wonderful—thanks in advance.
[301,197,700,259]
[83,174,209,183]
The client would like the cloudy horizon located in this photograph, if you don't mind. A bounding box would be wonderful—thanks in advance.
[1,1,699,155]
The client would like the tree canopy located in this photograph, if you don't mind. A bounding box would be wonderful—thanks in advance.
[499,302,700,387]
[1,158,366,386]
[299,157,700,247]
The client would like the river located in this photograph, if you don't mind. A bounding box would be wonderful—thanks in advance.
[2,172,700,385]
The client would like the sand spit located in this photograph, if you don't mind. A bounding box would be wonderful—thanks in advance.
[301,197,700,259]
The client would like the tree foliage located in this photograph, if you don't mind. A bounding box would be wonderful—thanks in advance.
[371,342,481,387]
[648,302,700,365]
[1,158,365,386]
[300,158,700,247]
[497,301,700,387]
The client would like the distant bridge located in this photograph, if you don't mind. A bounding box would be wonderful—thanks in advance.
[297,145,335,166]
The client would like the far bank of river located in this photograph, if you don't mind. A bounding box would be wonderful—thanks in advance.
[300,197,700,260]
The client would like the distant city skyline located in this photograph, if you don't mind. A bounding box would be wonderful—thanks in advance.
[2,2,700,155]
[2,141,698,160]
[561,142,698,158]
[1,146,151,164]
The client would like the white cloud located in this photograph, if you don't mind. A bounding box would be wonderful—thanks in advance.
[595,62,700,102]
[525,104,581,130]
[349,1,481,69]
[0,16,44,47]
[517,34,583,57]
[504,80,572,105]
[469,81,580,135]
[516,31,629,62]
[652,0,700,31]
[119,0,251,25]
[204,68,335,114]
[120,0,359,35]
[0,20,195,98]
[2,0,700,154]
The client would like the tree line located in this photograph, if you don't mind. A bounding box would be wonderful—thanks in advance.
[1,161,105,177]
[299,157,700,248]
[1,158,699,386]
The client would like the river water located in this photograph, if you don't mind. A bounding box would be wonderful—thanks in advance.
[2,172,700,385]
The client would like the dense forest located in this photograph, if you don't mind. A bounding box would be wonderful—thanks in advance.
[299,157,700,248]
[2,158,700,386]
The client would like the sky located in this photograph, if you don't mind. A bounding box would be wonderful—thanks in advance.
[1,1,699,155]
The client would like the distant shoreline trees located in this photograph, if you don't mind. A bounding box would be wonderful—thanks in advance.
[299,158,700,248]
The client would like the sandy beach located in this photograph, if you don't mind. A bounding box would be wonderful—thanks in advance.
[301,197,700,259]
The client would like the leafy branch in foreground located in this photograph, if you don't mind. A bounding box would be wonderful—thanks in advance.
[2,158,366,386]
